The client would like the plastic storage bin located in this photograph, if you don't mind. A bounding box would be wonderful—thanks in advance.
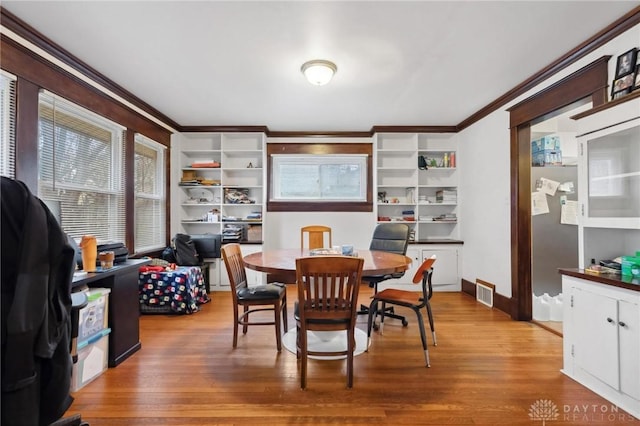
[71,328,110,392]
[77,287,110,342]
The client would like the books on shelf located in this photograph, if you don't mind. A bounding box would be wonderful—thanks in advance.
[435,189,457,203]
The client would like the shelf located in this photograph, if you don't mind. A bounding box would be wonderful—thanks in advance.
[418,221,458,224]
[181,220,220,224]
[181,203,218,207]
[182,149,221,154]
[377,220,416,224]
[419,202,457,206]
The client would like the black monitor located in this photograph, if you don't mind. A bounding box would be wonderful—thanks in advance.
[190,233,222,259]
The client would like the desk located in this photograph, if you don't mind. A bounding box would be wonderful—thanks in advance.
[139,266,210,314]
[73,258,150,367]
[243,249,411,359]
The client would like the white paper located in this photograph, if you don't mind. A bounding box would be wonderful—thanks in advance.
[540,178,560,196]
[561,199,578,225]
[532,191,549,215]
[558,181,575,193]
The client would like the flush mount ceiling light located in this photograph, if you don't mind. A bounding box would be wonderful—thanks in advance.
[301,59,337,86]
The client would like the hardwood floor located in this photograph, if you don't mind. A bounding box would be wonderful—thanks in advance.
[66,288,636,425]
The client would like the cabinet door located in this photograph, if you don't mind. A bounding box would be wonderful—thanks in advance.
[579,116,640,228]
[421,248,458,288]
[619,299,640,400]
[219,245,263,288]
[572,287,619,390]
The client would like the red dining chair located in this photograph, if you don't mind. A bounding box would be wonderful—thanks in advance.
[366,255,437,367]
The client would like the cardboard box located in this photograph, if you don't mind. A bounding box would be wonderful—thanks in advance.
[247,225,262,242]
[532,149,562,166]
[531,135,561,153]
[71,328,110,392]
[77,288,110,342]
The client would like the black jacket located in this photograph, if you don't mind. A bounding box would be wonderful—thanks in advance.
[1,177,76,426]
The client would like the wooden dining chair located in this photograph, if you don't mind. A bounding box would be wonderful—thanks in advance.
[366,255,437,367]
[295,255,364,389]
[300,225,332,250]
[221,243,288,351]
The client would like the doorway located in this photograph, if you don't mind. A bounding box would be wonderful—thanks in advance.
[529,105,589,334]
[508,57,609,321]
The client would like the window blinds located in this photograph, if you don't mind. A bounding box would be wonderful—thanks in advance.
[0,71,16,178]
[134,133,166,252]
[38,91,126,243]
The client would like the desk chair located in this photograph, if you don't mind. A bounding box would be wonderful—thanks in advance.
[301,225,332,249]
[221,243,288,351]
[358,223,411,325]
[294,255,364,389]
[366,255,437,367]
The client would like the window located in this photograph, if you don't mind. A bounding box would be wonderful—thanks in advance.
[38,91,126,242]
[271,154,367,201]
[134,133,166,252]
[267,143,372,212]
[0,71,16,178]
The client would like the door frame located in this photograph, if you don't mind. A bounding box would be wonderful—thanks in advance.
[507,57,610,320]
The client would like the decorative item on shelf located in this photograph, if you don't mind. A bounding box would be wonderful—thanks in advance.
[406,187,415,204]
[245,212,262,222]
[611,47,638,100]
[633,64,640,92]
[187,188,214,203]
[224,188,255,204]
[206,208,220,223]
[435,189,457,203]
[433,213,457,222]
[377,191,387,203]
[418,155,427,170]
[402,210,415,221]
[191,161,220,168]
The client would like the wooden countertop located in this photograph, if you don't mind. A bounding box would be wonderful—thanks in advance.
[559,268,640,292]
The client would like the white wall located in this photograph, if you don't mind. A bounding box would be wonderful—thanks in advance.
[458,23,640,297]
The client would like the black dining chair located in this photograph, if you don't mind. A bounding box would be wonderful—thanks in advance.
[358,223,411,325]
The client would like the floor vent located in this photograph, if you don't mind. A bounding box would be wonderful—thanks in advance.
[476,280,495,308]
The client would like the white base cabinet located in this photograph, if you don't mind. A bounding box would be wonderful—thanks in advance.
[562,275,640,418]
[378,244,461,292]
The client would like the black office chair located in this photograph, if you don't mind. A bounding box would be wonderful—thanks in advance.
[358,223,411,326]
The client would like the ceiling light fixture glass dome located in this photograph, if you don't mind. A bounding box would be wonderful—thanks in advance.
[301,59,337,86]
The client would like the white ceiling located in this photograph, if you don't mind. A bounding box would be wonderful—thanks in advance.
[2,1,638,132]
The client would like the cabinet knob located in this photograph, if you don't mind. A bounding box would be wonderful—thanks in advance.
[619,321,627,328]
[606,317,615,324]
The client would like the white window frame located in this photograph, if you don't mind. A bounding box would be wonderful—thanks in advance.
[134,133,166,253]
[38,91,126,242]
[271,154,367,201]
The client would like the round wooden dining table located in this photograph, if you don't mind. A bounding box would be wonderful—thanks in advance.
[243,248,412,277]
[242,248,412,359]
